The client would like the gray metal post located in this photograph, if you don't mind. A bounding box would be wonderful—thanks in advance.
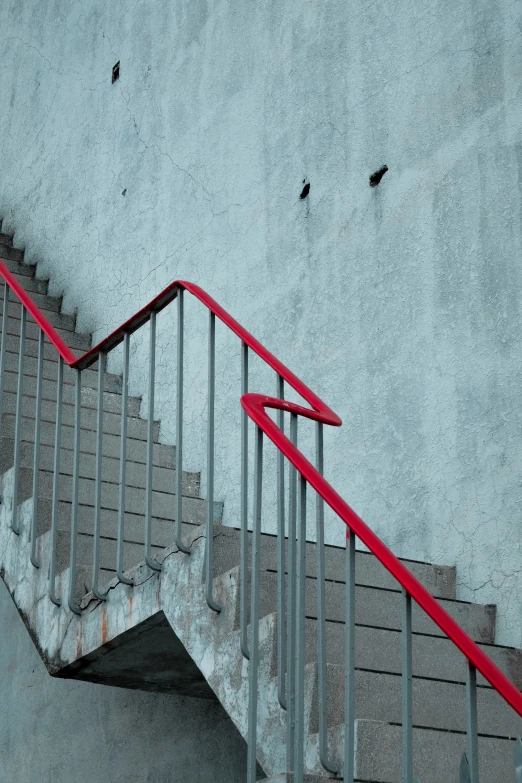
[247,425,263,783]
[515,737,522,783]
[145,311,161,572]
[294,475,307,782]
[68,368,82,615]
[344,529,356,783]
[30,328,45,567]
[276,374,286,709]
[175,289,190,555]
[205,310,220,611]
[91,351,107,600]
[49,356,64,607]
[240,341,250,659]
[0,283,10,425]
[117,333,133,585]
[402,589,414,783]
[316,422,337,774]
[12,304,26,534]
[286,413,298,771]
[466,663,479,783]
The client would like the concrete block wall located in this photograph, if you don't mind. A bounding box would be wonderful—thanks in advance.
[1,0,522,647]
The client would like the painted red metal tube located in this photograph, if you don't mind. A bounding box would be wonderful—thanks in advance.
[1,256,521,716]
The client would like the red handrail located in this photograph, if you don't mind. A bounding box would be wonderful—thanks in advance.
[1,256,521,717]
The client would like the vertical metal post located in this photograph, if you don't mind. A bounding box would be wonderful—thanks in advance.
[175,289,190,555]
[117,333,133,585]
[247,425,263,783]
[466,663,479,783]
[0,283,10,426]
[294,475,307,782]
[30,329,45,567]
[343,529,356,783]
[316,422,337,774]
[49,356,64,606]
[286,413,298,771]
[92,351,107,600]
[514,737,522,783]
[402,589,414,783]
[276,374,286,709]
[205,311,220,611]
[145,311,161,572]
[240,341,250,658]
[68,368,82,615]
[11,304,26,534]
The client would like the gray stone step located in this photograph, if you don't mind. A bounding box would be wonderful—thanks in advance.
[1,395,160,440]
[0,269,47,295]
[352,719,518,782]
[212,526,456,599]
[0,309,90,350]
[1,415,171,464]
[0,288,62,316]
[0,241,24,263]
[255,571,495,643]
[308,663,522,738]
[1,369,140,415]
[302,618,522,691]
[2,347,123,392]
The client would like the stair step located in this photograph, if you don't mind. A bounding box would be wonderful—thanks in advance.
[1,415,170,463]
[0,309,89,350]
[0,270,48,295]
[352,719,519,782]
[0,242,24,263]
[212,526,456,599]
[1,371,140,415]
[0,289,62,317]
[2,348,122,392]
[308,663,522,738]
[255,571,495,643]
[302,618,522,690]
[1,398,160,441]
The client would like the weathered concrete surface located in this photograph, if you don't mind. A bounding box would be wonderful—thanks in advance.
[1,0,522,650]
[0,583,249,782]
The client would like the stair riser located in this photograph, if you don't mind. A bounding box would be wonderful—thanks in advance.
[0,290,62,316]
[2,323,90,354]
[0,416,172,464]
[353,720,519,783]
[15,442,198,495]
[212,527,456,599]
[1,400,160,440]
[2,348,122,391]
[0,272,47,295]
[0,243,24,262]
[255,572,495,643]
[1,370,140,415]
[0,256,32,276]
[308,664,521,738]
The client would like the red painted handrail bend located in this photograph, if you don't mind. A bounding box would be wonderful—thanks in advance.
[1,256,521,717]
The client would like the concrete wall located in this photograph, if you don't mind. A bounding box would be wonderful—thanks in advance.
[0,581,248,782]
[1,0,522,646]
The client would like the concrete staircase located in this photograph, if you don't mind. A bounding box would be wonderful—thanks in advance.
[0,225,521,781]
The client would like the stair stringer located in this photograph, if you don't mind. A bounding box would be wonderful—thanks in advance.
[0,466,294,777]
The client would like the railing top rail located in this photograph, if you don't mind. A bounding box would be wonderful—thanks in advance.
[1,255,521,718]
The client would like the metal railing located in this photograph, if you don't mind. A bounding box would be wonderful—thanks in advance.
[0,255,521,782]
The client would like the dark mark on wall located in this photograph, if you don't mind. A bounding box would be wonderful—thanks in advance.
[300,181,310,199]
[112,61,120,84]
[369,165,388,187]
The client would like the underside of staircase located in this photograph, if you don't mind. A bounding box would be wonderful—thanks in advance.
[0,222,521,782]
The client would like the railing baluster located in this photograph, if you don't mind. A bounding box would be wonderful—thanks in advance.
[466,663,479,783]
[92,351,107,600]
[515,737,522,783]
[240,341,250,659]
[116,333,133,584]
[344,528,356,783]
[30,329,44,567]
[49,355,63,606]
[175,288,190,555]
[276,374,286,709]
[286,413,298,771]
[145,311,161,572]
[205,310,220,611]
[316,422,337,774]
[247,424,263,783]
[12,304,26,534]
[68,368,82,615]
[0,283,10,427]
[294,475,307,781]
[402,589,414,783]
